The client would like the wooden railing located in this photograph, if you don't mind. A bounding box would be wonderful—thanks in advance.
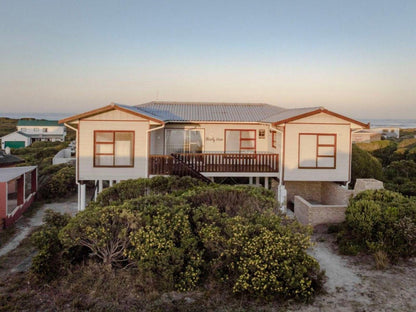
[149,153,279,175]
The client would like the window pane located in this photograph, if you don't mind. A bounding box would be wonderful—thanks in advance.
[241,140,255,148]
[96,143,113,154]
[318,135,335,145]
[225,130,240,153]
[317,157,334,168]
[114,132,133,166]
[188,130,203,153]
[241,131,255,139]
[318,146,334,156]
[166,129,185,154]
[96,132,113,142]
[95,155,113,166]
[299,134,317,167]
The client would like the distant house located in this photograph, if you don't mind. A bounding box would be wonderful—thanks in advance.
[1,120,66,149]
[0,166,38,229]
[352,129,382,143]
[60,101,369,212]
[0,150,24,168]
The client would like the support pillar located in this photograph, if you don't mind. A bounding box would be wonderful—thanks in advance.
[249,177,253,185]
[98,180,103,193]
[109,180,113,187]
[265,177,269,189]
[94,180,98,200]
[17,176,24,206]
[278,185,287,213]
[256,177,260,186]
[79,183,86,211]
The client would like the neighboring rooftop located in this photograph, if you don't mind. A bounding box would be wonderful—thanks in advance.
[17,120,61,127]
[0,166,37,182]
[0,150,24,167]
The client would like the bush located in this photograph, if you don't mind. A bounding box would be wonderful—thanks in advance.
[384,160,416,180]
[95,176,206,206]
[181,184,278,216]
[351,145,383,186]
[33,179,324,302]
[31,210,71,280]
[338,189,416,260]
[38,165,76,200]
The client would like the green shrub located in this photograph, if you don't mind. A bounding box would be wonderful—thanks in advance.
[182,184,278,216]
[351,145,383,187]
[34,181,323,302]
[31,210,71,281]
[338,189,416,259]
[95,176,206,206]
[384,160,416,180]
[38,166,76,200]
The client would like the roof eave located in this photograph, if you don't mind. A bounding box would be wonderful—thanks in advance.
[272,108,369,129]
[59,103,164,125]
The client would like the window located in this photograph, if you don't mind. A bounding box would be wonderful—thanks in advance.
[94,131,134,167]
[43,128,48,132]
[225,130,256,153]
[259,129,265,139]
[21,128,27,132]
[34,128,39,132]
[165,129,204,154]
[271,131,276,148]
[298,133,336,169]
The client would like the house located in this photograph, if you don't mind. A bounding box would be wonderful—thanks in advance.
[352,129,382,143]
[0,166,38,229]
[60,101,369,212]
[1,120,66,149]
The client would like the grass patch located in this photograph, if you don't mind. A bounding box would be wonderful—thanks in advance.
[355,140,392,152]
[0,225,16,249]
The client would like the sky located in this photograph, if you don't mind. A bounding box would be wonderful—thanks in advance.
[0,0,415,119]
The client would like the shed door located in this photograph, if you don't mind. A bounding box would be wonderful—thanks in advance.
[5,141,25,148]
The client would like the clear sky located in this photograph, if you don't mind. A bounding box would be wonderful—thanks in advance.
[0,0,415,119]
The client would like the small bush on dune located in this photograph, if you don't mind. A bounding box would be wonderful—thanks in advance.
[337,189,416,260]
[351,145,384,187]
[38,165,76,200]
[95,176,205,206]
[31,210,71,281]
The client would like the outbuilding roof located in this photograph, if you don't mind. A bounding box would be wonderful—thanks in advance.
[0,151,24,167]
[0,166,37,182]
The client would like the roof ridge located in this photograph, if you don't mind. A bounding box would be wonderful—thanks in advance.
[136,101,275,107]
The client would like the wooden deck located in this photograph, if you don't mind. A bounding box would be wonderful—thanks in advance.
[149,153,279,175]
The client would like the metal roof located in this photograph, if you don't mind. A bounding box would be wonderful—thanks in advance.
[0,166,37,182]
[261,107,321,123]
[17,120,62,127]
[0,151,24,167]
[134,101,286,122]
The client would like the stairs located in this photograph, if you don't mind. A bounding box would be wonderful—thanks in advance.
[171,154,212,184]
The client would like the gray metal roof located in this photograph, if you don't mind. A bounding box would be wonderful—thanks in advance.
[0,166,37,182]
[261,107,321,123]
[133,101,286,122]
[0,151,24,167]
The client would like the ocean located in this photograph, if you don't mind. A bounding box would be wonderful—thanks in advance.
[1,113,416,129]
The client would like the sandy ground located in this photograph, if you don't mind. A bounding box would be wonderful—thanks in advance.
[289,233,416,312]
[0,197,78,258]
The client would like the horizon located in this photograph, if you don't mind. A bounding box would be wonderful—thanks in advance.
[1,1,415,119]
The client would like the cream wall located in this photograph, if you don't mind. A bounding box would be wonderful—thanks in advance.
[283,114,352,182]
[163,123,280,153]
[78,110,151,180]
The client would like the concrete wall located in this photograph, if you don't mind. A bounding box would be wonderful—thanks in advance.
[293,179,384,226]
[53,148,76,165]
[285,181,323,203]
[294,195,347,226]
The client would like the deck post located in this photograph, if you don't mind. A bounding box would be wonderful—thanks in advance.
[79,183,86,211]
[256,177,260,185]
[249,177,253,185]
[265,177,269,189]
[98,180,103,193]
